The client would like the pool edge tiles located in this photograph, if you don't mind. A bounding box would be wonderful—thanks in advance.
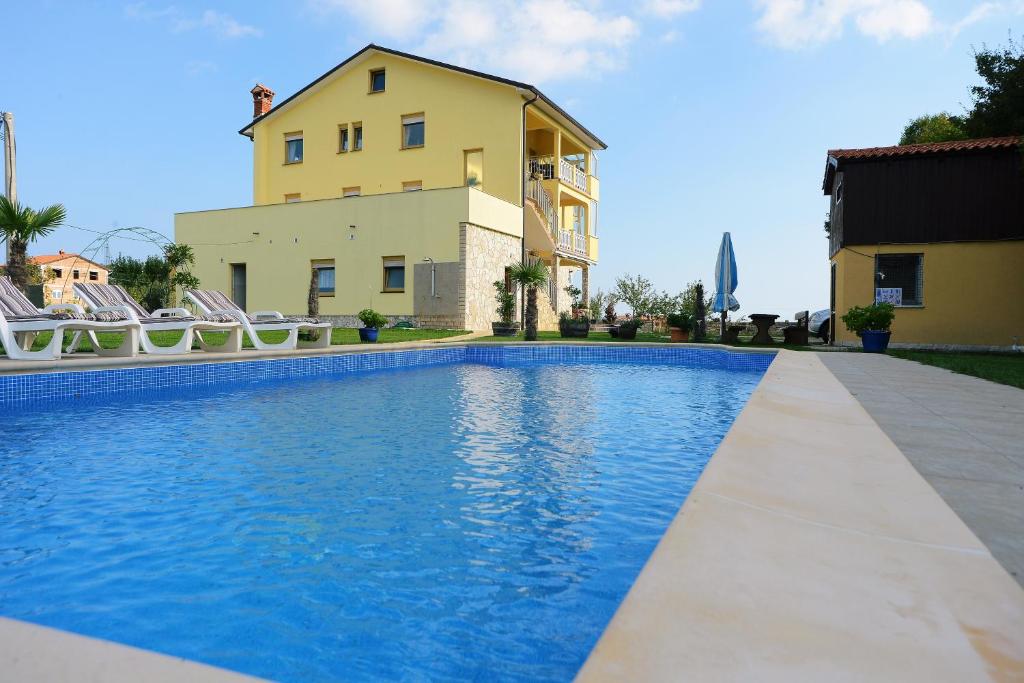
[0,345,776,406]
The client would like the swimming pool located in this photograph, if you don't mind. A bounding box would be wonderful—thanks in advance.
[0,347,771,681]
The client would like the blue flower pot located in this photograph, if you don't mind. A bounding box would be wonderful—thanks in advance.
[861,330,891,353]
[359,327,379,343]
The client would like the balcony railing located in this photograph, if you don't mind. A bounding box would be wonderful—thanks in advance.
[558,230,588,257]
[526,176,558,232]
[559,158,588,193]
[529,156,588,194]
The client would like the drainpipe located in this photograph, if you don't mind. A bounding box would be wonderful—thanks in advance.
[520,91,539,329]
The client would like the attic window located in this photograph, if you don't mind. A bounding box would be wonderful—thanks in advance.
[369,69,386,93]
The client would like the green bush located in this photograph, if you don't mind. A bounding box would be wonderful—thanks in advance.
[841,302,895,335]
[666,312,693,332]
[493,280,515,324]
[358,308,389,329]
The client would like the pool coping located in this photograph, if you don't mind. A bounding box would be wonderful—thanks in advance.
[0,338,774,376]
[4,348,1020,680]
[576,350,1024,681]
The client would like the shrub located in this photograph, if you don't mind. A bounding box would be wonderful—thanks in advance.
[493,280,515,324]
[617,318,644,332]
[358,308,389,329]
[841,302,895,335]
[666,312,693,332]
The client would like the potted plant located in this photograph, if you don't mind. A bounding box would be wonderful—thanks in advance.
[841,302,895,353]
[616,318,644,340]
[559,311,590,338]
[357,308,389,342]
[564,284,584,318]
[491,280,519,337]
[666,312,693,342]
[508,260,548,341]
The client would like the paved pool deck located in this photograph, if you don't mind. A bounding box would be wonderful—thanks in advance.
[820,352,1024,586]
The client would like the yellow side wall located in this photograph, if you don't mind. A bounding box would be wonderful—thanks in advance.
[175,187,522,317]
[252,53,525,207]
[831,242,1024,347]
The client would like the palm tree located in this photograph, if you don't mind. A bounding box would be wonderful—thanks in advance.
[0,197,66,291]
[508,259,549,341]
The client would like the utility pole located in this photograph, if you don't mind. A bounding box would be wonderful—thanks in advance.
[2,112,16,266]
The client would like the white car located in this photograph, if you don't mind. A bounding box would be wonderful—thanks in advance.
[808,309,831,343]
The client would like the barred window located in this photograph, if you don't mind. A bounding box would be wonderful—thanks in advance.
[875,254,923,306]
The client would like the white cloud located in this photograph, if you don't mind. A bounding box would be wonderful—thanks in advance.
[124,3,262,39]
[643,0,701,19]
[948,1,1024,38]
[754,0,935,49]
[312,0,639,83]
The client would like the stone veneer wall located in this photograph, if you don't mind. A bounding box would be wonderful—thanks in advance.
[461,222,522,332]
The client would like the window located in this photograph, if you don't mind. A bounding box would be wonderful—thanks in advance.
[52,268,62,279]
[51,288,62,299]
[88,270,99,281]
[875,253,923,307]
[464,149,483,189]
[284,193,302,203]
[401,114,424,149]
[313,260,335,296]
[343,186,361,198]
[353,123,363,151]
[402,180,422,192]
[284,132,303,164]
[835,177,844,204]
[382,256,405,292]
[339,126,349,153]
[72,269,80,280]
[369,69,386,93]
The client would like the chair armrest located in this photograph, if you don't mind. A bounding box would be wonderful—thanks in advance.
[252,310,284,320]
[42,302,86,315]
[150,307,193,318]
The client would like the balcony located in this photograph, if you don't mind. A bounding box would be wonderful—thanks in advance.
[529,156,589,196]
[525,176,593,262]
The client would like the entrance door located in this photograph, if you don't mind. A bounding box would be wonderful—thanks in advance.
[230,263,247,311]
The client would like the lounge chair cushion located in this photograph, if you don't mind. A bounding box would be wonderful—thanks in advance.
[187,289,321,325]
[0,276,88,320]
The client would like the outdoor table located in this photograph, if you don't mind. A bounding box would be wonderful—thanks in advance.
[749,314,779,345]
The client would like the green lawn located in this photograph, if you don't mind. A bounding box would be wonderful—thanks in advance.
[889,350,1024,389]
[5,327,469,353]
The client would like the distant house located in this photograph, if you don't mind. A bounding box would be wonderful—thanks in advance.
[823,136,1024,349]
[29,251,109,306]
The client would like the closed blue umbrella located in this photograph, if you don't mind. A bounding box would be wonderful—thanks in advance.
[712,232,739,335]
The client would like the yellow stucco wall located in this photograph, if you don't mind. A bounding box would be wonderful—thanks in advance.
[175,187,521,317]
[251,52,525,207]
[831,241,1024,347]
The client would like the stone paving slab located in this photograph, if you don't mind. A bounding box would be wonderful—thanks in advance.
[819,352,1024,585]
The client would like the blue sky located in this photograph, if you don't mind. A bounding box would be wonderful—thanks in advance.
[3,0,1021,317]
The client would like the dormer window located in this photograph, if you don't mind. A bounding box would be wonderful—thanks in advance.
[369,69,385,93]
[285,133,303,164]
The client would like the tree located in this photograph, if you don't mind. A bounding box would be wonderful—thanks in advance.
[108,244,200,312]
[0,197,66,290]
[649,290,681,320]
[614,273,655,319]
[900,113,967,145]
[508,260,548,341]
[588,289,605,323]
[680,280,713,318]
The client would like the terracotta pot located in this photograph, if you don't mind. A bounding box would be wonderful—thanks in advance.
[669,327,689,343]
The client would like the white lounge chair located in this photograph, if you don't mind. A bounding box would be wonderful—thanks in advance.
[73,282,243,355]
[0,276,140,360]
[184,288,332,351]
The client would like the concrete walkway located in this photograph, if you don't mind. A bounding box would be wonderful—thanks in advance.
[820,352,1024,585]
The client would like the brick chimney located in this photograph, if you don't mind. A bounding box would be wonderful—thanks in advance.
[251,84,275,118]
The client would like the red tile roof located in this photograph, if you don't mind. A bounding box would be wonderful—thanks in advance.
[828,135,1022,161]
[28,252,107,269]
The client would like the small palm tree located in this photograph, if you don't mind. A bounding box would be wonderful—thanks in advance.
[0,197,66,291]
[508,259,549,341]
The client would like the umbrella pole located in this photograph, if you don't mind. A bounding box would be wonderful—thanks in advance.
[721,311,726,341]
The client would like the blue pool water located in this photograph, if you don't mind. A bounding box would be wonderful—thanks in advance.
[0,357,765,681]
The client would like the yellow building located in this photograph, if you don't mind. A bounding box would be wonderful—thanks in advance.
[28,251,109,306]
[824,137,1024,350]
[175,44,606,330]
